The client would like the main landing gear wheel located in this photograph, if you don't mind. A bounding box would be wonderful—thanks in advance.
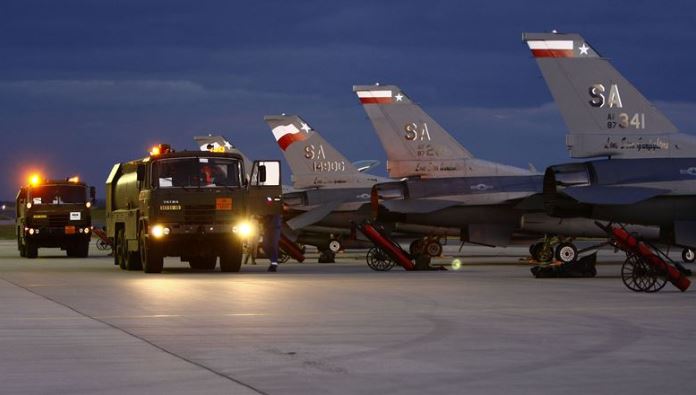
[621,254,667,293]
[328,239,341,253]
[530,242,553,263]
[555,242,578,264]
[366,247,396,271]
[409,239,424,255]
[425,240,443,257]
[682,248,695,263]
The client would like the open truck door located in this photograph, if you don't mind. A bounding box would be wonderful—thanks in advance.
[248,160,283,216]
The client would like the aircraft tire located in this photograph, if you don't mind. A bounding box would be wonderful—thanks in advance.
[555,242,578,264]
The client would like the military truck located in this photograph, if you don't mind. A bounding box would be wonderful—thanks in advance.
[105,144,282,273]
[16,176,96,258]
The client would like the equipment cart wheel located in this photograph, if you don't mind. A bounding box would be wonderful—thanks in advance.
[621,254,667,293]
[555,242,578,264]
[278,250,290,263]
[366,247,396,271]
[96,238,110,251]
[682,248,695,263]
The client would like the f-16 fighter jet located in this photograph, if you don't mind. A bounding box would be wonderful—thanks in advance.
[524,32,696,262]
[354,84,658,263]
[265,114,386,262]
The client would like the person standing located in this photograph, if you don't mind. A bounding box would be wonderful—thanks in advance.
[262,213,282,272]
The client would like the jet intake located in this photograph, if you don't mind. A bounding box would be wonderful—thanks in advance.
[543,164,593,218]
[371,182,407,219]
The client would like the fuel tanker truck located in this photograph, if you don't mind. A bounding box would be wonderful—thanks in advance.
[105,143,282,273]
[16,175,96,258]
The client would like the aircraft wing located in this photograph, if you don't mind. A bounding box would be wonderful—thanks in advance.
[563,185,669,205]
[382,199,462,214]
[286,199,346,230]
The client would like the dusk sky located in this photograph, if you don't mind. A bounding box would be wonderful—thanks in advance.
[2,0,696,199]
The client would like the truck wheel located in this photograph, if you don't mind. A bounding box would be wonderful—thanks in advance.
[140,233,163,273]
[116,229,127,269]
[75,240,90,258]
[25,240,38,259]
[220,239,243,272]
[189,256,217,271]
[18,233,26,257]
[125,246,142,271]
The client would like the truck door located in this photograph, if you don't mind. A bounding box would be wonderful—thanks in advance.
[248,160,283,216]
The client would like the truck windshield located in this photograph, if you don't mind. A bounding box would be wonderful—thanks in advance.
[29,185,86,205]
[153,157,241,188]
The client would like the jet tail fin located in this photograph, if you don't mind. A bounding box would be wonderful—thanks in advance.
[523,32,681,158]
[353,84,475,178]
[264,114,380,189]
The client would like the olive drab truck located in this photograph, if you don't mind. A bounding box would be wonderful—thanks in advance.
[105,143,282,273]
[16,175,96,258]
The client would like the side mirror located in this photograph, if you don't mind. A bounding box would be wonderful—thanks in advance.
[136,165,145,182]
[258,165,267,183]
[89,186,96,203]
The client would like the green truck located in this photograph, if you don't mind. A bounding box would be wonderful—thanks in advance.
[16,176,95,258]
[105,144,282,273]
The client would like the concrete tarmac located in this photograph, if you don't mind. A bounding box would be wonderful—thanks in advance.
[0,240,694,394]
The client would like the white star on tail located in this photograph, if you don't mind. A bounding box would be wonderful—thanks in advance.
[395,93,404,102]
[300,122,312,133]
[579,43,589,55]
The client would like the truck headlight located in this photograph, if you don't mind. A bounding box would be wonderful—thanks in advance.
[150,224,170,238]
[233,221,255,238]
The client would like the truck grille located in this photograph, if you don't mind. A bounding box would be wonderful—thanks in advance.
[183,205,233,224]
[48,213,70,227]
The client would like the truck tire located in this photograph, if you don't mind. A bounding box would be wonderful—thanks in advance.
[25,240,38,259]
[116,229,127,270]
[189,256,217,271]
[220,239,243,272]
[75,240,90,258]
[140,233,163,273]
[18,233,26,257]
[125,245,142,271]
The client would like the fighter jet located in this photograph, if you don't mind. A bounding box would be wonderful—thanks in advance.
[523,32,696,261]
[354,84,658,262]
[264,114,387,261]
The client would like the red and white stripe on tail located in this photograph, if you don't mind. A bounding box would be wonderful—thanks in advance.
[527,40,574,58]
[272,123,307,151]
[356,90,393,104]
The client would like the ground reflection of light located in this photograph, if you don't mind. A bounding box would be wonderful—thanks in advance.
[451,258,462,270]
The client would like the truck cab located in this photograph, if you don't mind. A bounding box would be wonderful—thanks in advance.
[106,144,282,273]
[16,176,95,258]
